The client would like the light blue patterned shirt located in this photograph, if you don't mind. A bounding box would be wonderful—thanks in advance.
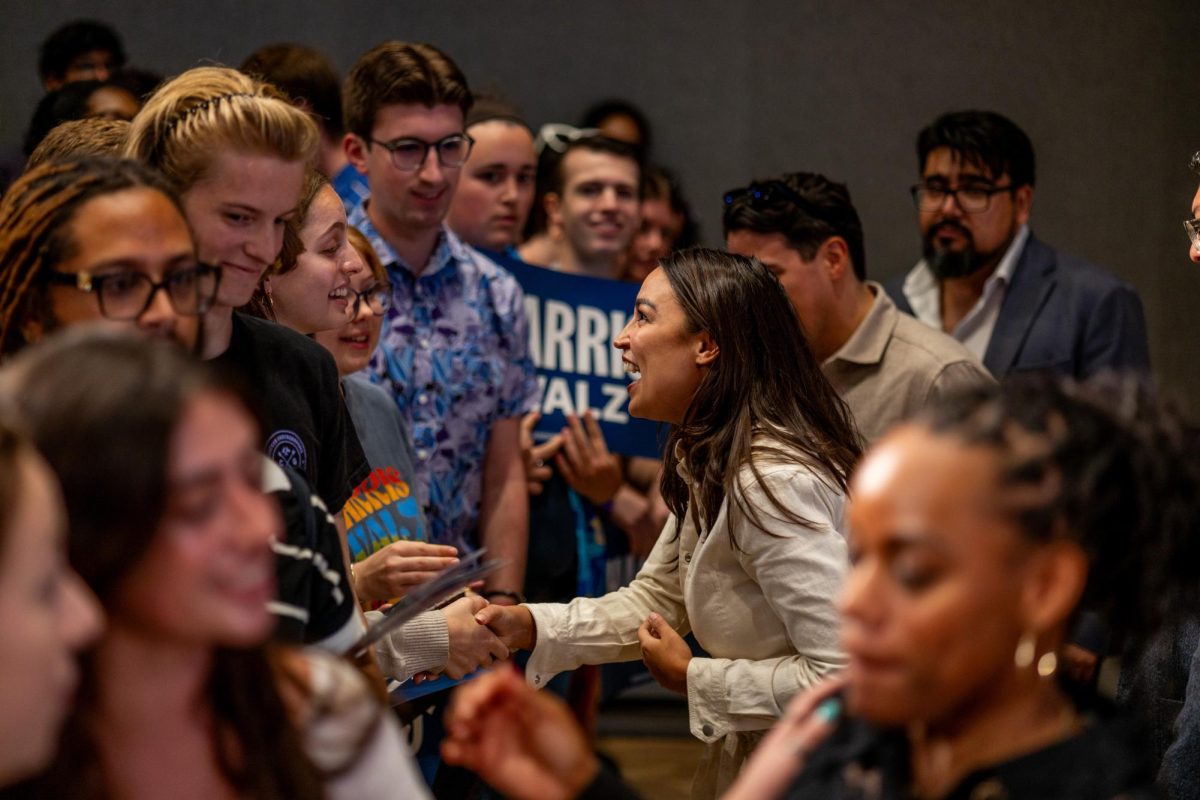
[332,162,371,217]
[348,202,540,553]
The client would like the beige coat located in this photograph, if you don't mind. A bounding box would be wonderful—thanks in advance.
[525,444,848,798]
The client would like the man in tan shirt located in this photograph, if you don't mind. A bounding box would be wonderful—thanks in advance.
[724,172,993,443]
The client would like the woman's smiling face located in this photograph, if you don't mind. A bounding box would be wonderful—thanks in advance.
[614,267,714,424]
[267,184,362,334]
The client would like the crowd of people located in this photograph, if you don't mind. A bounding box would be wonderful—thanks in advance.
[0,16,1196,800]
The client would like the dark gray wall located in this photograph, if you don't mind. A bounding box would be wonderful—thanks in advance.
[6,1,1200,410]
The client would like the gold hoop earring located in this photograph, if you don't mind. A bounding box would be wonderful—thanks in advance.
[1014,632,1036,669]
[1037,651,1058,678]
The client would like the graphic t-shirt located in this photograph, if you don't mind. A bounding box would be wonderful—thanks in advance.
[341,375,428,563]
[212,312,370,512]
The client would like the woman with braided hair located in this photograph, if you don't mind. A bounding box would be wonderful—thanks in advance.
[0,156,212,358]
[125,66,372,566]
[445,375,1200,800]
[730,374,1199,799]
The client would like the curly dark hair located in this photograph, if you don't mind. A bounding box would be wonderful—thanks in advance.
[37,20,126,84]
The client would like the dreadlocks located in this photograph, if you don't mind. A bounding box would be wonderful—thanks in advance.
[920,374,1200,650]
[0,156,182,357]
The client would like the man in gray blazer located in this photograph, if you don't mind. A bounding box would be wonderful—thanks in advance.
[886,110,1150,380]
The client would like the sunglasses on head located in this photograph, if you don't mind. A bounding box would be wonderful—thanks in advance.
[722,180,817,215]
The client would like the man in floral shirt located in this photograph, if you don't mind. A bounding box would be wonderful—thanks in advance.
[341,41,538,605]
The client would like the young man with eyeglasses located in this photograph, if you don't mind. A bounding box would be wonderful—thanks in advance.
[886,110,1150,380]
[725,172,992,443]
[342,42,537,607]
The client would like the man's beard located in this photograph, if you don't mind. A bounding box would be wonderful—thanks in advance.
[922,221,983,280]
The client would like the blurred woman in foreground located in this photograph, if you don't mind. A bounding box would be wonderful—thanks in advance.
[446,375,1198,800]
[0,423,101,789]
[0,331,427,799]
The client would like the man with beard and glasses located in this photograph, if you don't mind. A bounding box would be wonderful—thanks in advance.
[886,110,1150,380]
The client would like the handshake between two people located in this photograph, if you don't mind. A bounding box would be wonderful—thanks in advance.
[350,538,528,683]
[412,602,537,684]
[421,601,696,704]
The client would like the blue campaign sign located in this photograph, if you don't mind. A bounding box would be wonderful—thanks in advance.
[505,259,664,459]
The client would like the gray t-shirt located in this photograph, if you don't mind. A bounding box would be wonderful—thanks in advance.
[341,375,428,563]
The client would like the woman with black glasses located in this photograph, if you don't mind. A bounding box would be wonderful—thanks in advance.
[0,156,219,359]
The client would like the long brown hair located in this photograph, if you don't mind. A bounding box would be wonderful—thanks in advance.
[657,248,862,543]
[0,330,324,800]
[0,423,31,558]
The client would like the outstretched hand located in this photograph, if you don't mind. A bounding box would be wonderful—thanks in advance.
[443,664,598,800]
[440,595,510,679]
[475,602,536,652]
[723,675,846,800]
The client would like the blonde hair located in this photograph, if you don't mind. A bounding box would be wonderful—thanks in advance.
[125,65,318,192]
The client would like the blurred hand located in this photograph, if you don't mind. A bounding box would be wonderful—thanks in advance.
[441,595,510,679]
[723,676,846,800]
[520,412,563,496]
[443,665,598,800]
[645,477,670,533]
[475,603,536,652]
[557,411,623,506]
[609,486,662,558]
[1060,643,1100,684]
[638,612,691,694]
[353,541,459,603]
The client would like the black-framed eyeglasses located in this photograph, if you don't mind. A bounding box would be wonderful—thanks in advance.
[350,283,392,317]
[723,180,813,211]
[910,183,1014,214]
[369,133,475,172]
[44,263,221,321]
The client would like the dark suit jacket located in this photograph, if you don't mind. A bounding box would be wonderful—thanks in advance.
[885,233,1151,380]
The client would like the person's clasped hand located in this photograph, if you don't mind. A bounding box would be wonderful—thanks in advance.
[638,612,691,694]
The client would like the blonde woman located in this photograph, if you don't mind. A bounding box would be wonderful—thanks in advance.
[125,67,370,557]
